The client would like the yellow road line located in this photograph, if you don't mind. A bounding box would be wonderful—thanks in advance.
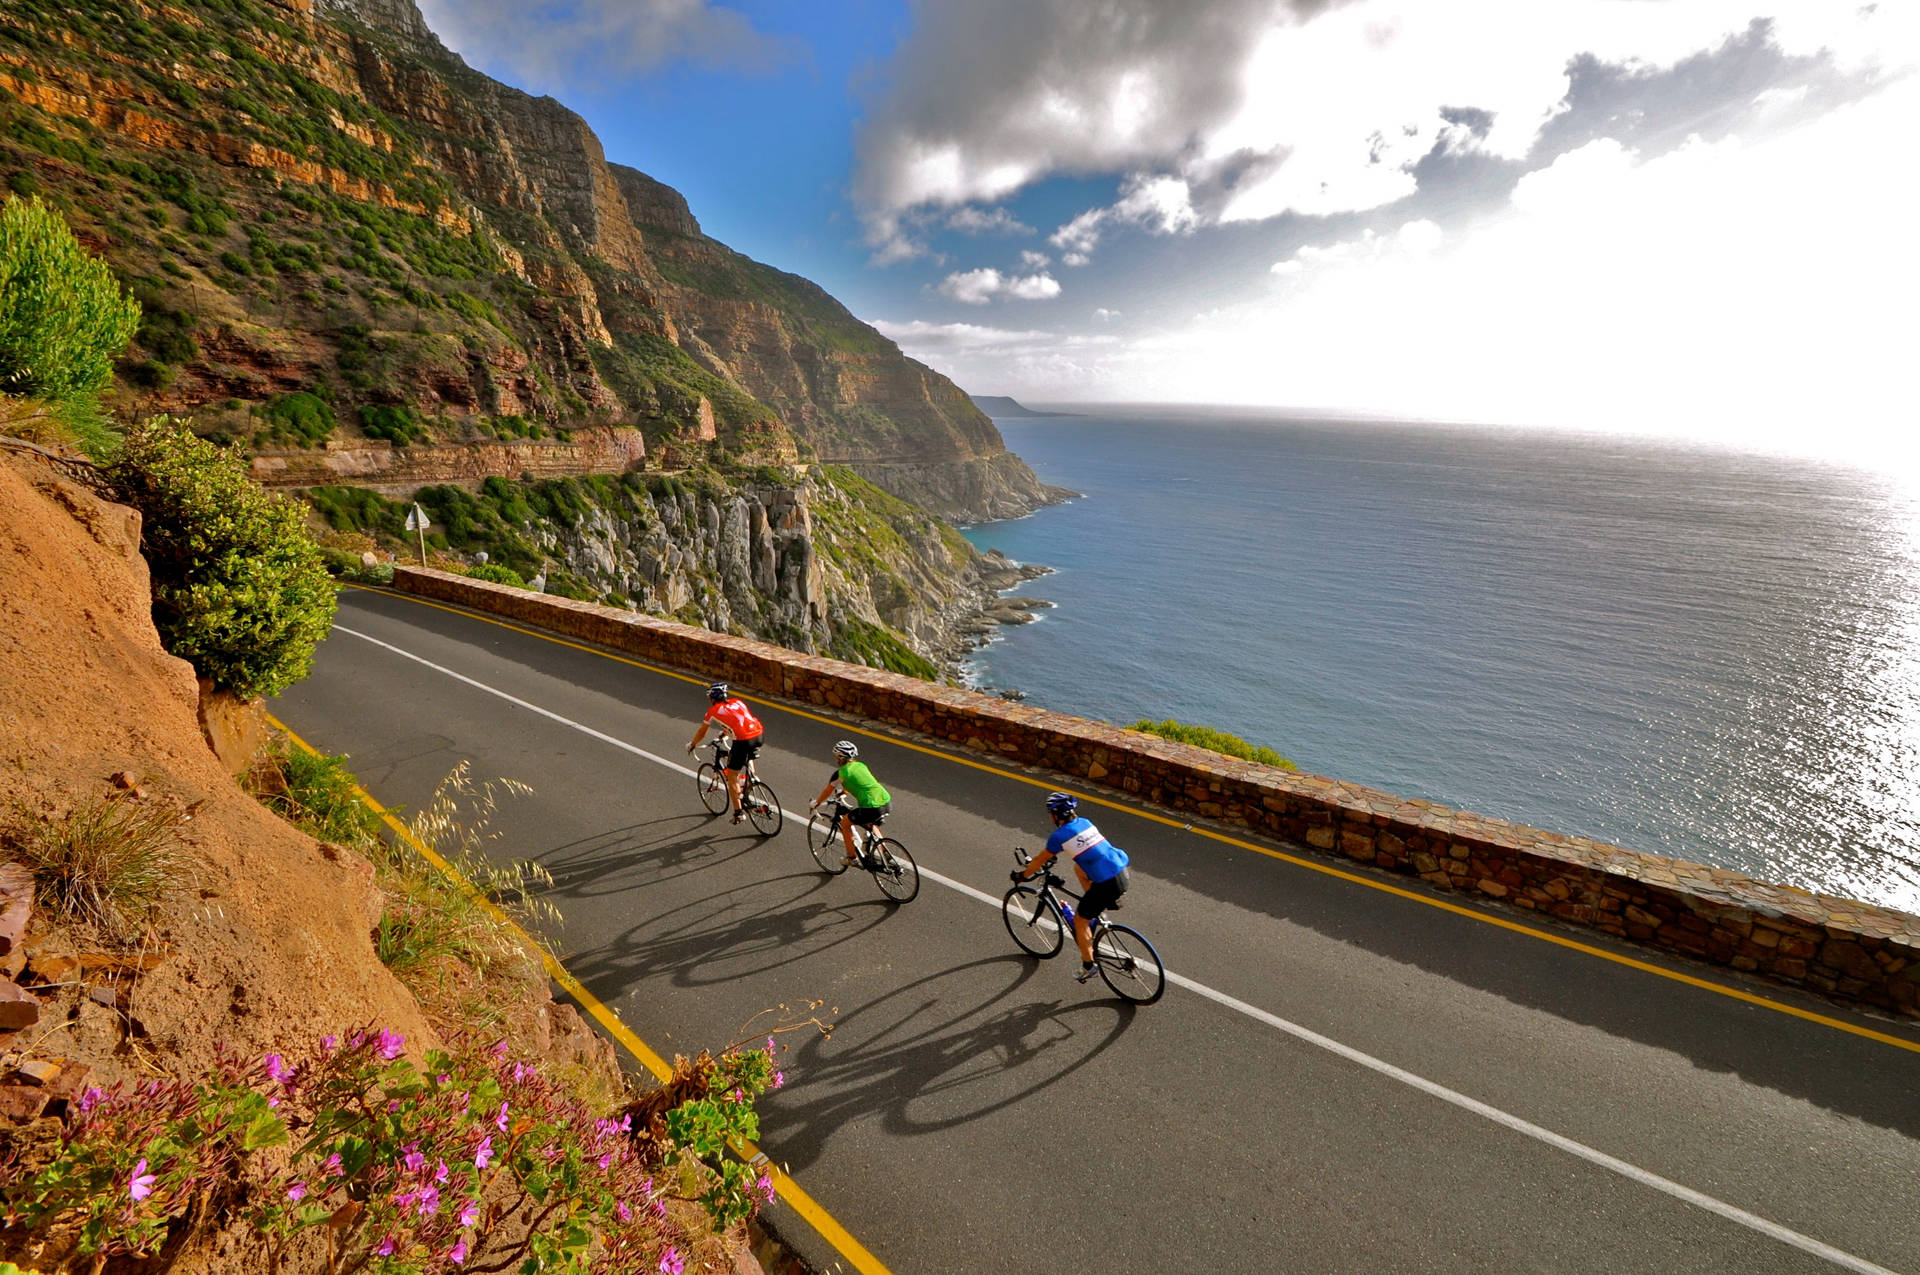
[343,585,1920,1056]
[269,712,895,1275]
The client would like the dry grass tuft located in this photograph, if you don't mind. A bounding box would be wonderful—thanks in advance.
[5,791,192,937]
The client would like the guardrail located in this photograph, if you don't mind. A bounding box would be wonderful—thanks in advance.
[388,565,1920,1018]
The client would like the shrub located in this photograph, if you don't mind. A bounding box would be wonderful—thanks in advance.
[0,194,141,404]
[360,401,422,446]
[4,792,190,936]
[1127,719,1296,770]
[105,417,337,700]
[260,390,334,446]
[467,562,525,587]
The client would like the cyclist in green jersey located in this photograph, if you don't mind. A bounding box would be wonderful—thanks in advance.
[810,740,891,867]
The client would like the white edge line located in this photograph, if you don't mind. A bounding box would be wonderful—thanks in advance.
[328,622,1904,1275]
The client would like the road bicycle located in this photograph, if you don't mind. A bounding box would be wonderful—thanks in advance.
[807,800,921,902]
[1002,847,1165,1004]
[695,736,782,837]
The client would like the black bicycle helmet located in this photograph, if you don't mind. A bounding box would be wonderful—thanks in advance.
[1045,791,1078,818]
[833,740,859,760]
[707,682,729,703]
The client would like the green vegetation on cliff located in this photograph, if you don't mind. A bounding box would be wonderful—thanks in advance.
[1128,719,1296,771]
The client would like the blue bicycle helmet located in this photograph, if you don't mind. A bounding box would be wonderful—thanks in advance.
[707,682,729,702]
[1045,791,1078,818]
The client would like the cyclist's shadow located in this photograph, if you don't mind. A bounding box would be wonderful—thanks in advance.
[562,872,895,991]
[762,954,1138,1172]
[538,814,764,899]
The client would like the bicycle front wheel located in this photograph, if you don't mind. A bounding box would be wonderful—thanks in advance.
[869,838,920,902]
[1094,923,1165,1004]
[744,780,783,837]
[696,762,730,815]
[1001,885,1065,957]
[808,811,849,873]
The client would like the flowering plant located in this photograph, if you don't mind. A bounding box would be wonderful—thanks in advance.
[1,1027,782,1273]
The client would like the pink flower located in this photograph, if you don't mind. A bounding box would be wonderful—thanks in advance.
[402,1149,426,1175]
[489,1039,508,1058]
[651,1199,667,1219]
[435,1072,450,1086]
[511,1062,534,1084]
[473,1135,494,1169]
[458,1199,480,1228]
[773,1070,785,1089]
[321,1034,338,1052]
[78,1087,104,1113]
[757,1173,775,1203]
[448,1239,468,1265]
[615,1201,633,1223]
[129,1158,156,1202]
[766,1035,776,1053]
[287,1181,307,1203]
[597,1152,612,1171]
[659,1247,684,1275]
[495,1101,510,1132]
[263,1053,292,1084]
[374,1235,396,1257]
[375,1028,405,1060]
[434,1160,450,1185]
[323,1152,343,1177]
[416,1185,441,1217]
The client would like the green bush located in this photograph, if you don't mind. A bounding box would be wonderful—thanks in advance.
[1127,719,1295,770]
[359,401,422,445]
[105,417,337,700]
[467,562,525,586]
[0,194,141,404]
[260,390,334,446]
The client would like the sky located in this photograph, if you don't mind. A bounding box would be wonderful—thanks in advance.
[415,0,1918,467]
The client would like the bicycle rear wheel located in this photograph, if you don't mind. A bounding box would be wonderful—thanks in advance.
[1094,923,1165,1004]
[869,838,919,902]
[808,810,850,873]
[696,762,729,815]
[1001,885,1065,957]
[744,780,783,837]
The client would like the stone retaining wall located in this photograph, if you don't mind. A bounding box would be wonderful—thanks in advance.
[389,566,1920,1018]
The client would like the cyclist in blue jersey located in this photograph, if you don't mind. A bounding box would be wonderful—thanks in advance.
[1011,791,1132,983]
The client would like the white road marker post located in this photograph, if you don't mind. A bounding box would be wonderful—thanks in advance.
[403,502,429,566]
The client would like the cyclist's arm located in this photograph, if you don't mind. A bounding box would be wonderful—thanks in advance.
[812,775,844,808]
[687,720,709,752]
[1016,847,1058,881]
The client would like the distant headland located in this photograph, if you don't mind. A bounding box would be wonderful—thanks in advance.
[970,395,1075,418]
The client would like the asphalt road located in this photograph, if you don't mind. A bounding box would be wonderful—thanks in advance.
[274,586,1920,1275]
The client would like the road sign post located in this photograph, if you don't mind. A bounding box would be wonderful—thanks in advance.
[403,503,428,566]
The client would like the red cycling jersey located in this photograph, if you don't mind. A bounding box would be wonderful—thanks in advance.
[703,698,764,740]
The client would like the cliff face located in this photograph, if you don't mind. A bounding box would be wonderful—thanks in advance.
[0,0,1062,520]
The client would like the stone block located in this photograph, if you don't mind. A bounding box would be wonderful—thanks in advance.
[0,1085,48,1123]
[1477,879,1508,899]
[1305,825,1336,850]
[0,981,40,1031]
[1339,830,1374,859]
[14,1058,59,1086]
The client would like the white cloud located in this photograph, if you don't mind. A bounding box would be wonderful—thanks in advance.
[857,0,1917,251]
[868,318,1057,351]
[1020,249,1053,269]
[937,267,1063,304]
[1100,76,1920,469]
[1046,174,1200,263]
[945,205,1036,235]
[415,0,791,89]
[1094,308,1121,321]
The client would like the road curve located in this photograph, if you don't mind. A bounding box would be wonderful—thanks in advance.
[274,587,1920,1275]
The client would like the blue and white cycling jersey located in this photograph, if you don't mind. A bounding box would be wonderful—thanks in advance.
[1045,816,1129,883]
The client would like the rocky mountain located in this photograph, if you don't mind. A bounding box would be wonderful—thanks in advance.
[0,0,1066,522]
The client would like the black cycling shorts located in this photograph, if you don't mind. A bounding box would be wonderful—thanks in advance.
[1078,866,1130,921]
[847,802,889,827]
[724,736,763,771]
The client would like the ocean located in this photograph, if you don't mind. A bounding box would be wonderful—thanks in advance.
[962,405,1920,914]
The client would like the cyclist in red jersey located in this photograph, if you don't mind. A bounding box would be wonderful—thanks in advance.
[686,682,765,823]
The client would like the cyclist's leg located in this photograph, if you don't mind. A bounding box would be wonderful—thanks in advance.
[722,766,743,814]
[840,810,859,860]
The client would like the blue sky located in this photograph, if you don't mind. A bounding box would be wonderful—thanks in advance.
[416,0,1918,468]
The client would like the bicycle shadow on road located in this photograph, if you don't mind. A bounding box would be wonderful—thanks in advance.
[760,954,1139,1173]
[537,814,771,899]
[561,870,902,993]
